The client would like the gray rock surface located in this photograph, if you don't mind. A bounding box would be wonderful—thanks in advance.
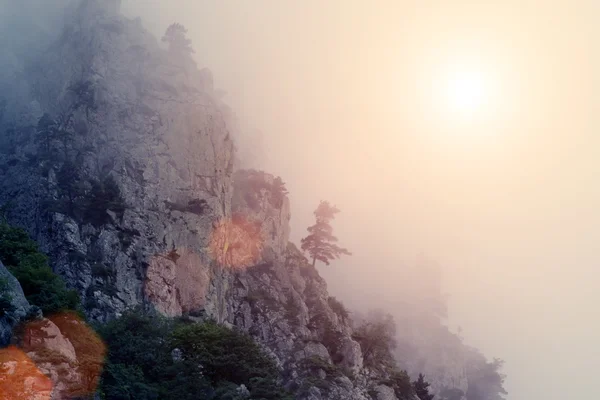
[0,2,499,400]
[0,261,33,346]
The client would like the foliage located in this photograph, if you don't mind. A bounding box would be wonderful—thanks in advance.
[352,310,397,369]
[56,159,84,213]
[466,357,507,400]
[83,175,126,226]
[413,373,434,400]
[98,311,292,400]
[327,296,349,320]
[382,369,415,399]
[0,223,80,314]
[321,320,345,364]
[234,170,289,210]
[301,201,351,267]
[270,177,289,208]
[162,23,194,55]
[441,388,466,400]
[36,112,74,160]
[0,277,14,317]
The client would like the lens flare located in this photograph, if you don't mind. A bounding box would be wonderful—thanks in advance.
[48,312,106,398]
[16,313,106,399]
[0,346,52,400]
[208,214,264,269]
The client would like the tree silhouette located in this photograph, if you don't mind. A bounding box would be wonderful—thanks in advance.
[301,201,351,267]
[162,23,194,55]
[36,113,57,156]
[413,374,434,400]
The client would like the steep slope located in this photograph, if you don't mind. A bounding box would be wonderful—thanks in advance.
[0,2,506,400]
[0,2,414,399]
[0,0,233,321]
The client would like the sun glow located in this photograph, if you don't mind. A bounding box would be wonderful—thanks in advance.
[445,68,487,116]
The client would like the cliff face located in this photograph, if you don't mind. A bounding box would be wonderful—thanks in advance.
[395,315,469,400]
[0,3,412,399]
[0,0,233,321]
[0,3,506,400]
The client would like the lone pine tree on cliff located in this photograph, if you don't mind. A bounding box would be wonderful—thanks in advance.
[301,201,351,267]
[413,374,435,400]
[162,23,194,55]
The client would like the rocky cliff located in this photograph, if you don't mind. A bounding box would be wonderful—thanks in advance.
[0,2,418,399]
[0,2,506,400]
[0,0,233,322]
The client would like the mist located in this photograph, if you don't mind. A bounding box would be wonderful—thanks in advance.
[121,2,600,399]
[2,1,600,399]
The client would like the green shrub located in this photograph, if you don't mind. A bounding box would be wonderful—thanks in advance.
[384,369,414,399]
[327,296,349,320]
[0,223,80,315]
[98,311,292,400]
[83,176,126,226]
[171,322,291,399]
[0,294,14,317]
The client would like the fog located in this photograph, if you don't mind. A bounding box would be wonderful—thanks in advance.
[120,2,600,398]
[4,1,600,398]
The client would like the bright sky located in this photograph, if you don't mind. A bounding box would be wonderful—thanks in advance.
[123,1,600,399]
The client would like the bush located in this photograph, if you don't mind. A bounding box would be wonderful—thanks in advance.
[352,310,397,369]
[98,311,293,400]
[327,296,349,320]
[0,277,15,317]
[83,176,126,226]
[386,369,414,399]
[0,295,14,318]
[413,373,434,400]
[171,322,291,399]
[0,223,80,315]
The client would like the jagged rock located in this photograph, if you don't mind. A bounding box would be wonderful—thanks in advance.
[0,261,33,346]
[144,248,211,316]
[0,0,233,322]
[19,318,81,399]
[306,386,322,400]
[375,385,399,400]
[340,337,364,372]
[17,313,106,400]
[171,348,182,362]
[236,383,250,398]
[0,2,492,399]
[396,317,469,399]
[0,346,53,400]
[295,342,331,363]
[21,319,77,363]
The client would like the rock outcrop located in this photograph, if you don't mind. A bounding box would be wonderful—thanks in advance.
[0,0,233,322]
[0,2,506,400]
[0,261,34,347]
[0,2,393,397]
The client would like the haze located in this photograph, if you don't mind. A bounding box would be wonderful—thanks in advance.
[2,1,599,398]
[117,1,600,399]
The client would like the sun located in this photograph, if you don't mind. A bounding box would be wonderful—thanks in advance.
[445,68,487,116]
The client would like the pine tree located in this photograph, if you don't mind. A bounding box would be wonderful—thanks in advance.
[301,201,351,267]
[36,113,57,157]
[413,373,435,400]
[162,23,194,55]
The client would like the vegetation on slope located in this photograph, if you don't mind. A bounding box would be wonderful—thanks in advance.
[97,311,293,400]
[0,222,80,315]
